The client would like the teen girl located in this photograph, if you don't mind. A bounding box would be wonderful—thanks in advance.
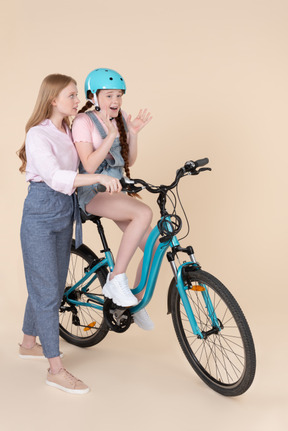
[72,68,154,331]
[18,74,121,394]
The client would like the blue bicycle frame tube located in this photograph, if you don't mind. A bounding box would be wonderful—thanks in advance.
[131,224,170,312]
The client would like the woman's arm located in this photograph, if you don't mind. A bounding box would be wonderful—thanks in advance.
[26,127,121,195]
[26,129,78,195]
[73,172,121,194]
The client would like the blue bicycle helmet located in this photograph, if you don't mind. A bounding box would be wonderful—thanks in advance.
[85,68,126,99]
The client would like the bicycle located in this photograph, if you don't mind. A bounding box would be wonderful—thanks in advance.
[59,158,256,396]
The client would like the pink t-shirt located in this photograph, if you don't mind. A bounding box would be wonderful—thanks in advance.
[72,110,129,150]
[25,119,79,195]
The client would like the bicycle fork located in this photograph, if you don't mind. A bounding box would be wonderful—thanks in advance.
[168,245,222,339]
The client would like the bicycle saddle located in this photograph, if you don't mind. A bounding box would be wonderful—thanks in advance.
[79,208,102,224]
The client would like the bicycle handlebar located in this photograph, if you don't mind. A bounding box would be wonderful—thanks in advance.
[120,158,211,194]
[92,158,210,195]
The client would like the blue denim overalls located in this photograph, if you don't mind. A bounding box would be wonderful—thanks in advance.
[77,111,128,213]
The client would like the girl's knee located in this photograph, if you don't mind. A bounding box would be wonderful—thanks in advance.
[139,203,153,225]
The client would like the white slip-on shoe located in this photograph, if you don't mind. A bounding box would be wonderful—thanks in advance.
[102,273,138,307]
[133,308,154,330]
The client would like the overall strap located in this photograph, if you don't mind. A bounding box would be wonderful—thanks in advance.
[85,110,128,137]
[85,111,107,139]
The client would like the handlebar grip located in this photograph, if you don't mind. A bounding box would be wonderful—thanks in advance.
[184,158,209,172]
[92,183,107,193]
[195,158,209,168]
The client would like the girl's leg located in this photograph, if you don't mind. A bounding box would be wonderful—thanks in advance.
[86,193,152,307]
[115,220,157,330]
[115,221,158,297]
[87,192,157,329]
[86,192,153,278]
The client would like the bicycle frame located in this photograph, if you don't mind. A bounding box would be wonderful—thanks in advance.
[64,215,222,339]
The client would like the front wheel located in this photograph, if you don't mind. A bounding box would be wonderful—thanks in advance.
[59,241,109,347]
[170,269,256,396]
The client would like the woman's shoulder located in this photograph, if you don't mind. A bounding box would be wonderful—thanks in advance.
[26,120,51,139]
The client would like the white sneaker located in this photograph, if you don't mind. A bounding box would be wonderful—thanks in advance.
[133,308,154,330]
[102,273,138,307]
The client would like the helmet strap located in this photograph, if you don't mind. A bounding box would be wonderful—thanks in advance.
[92,94,100,111]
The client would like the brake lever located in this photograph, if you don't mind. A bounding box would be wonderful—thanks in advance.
[120,178,145,194]
[190,167,212,175]
[199,167,212,172]
[128,186,144,193]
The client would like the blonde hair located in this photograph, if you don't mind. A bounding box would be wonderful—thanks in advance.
[17,73,77,173]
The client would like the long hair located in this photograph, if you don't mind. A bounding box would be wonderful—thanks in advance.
[17,74,77,173]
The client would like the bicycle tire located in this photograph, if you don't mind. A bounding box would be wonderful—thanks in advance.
[170,269,256,396]
[59,241,109,347]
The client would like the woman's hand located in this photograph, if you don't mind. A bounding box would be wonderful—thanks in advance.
[127,109,152,135]
[74,173,122,192]
[97,174,122,194]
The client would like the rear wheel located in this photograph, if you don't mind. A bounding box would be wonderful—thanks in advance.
[59,241,109,347]
[170,270,256,396]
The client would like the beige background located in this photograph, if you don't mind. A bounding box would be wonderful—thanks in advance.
[1,0,287,429]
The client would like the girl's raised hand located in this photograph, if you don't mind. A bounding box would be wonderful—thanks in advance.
[98,108,118,136]
[127,109,152,135]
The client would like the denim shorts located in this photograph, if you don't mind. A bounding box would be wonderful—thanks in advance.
[77,163,123,213]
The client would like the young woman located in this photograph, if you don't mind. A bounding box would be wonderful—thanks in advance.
[18,74,121,394]
[72,68,154,331]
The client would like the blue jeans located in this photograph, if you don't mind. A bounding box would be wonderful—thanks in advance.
[20,182,74,358]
